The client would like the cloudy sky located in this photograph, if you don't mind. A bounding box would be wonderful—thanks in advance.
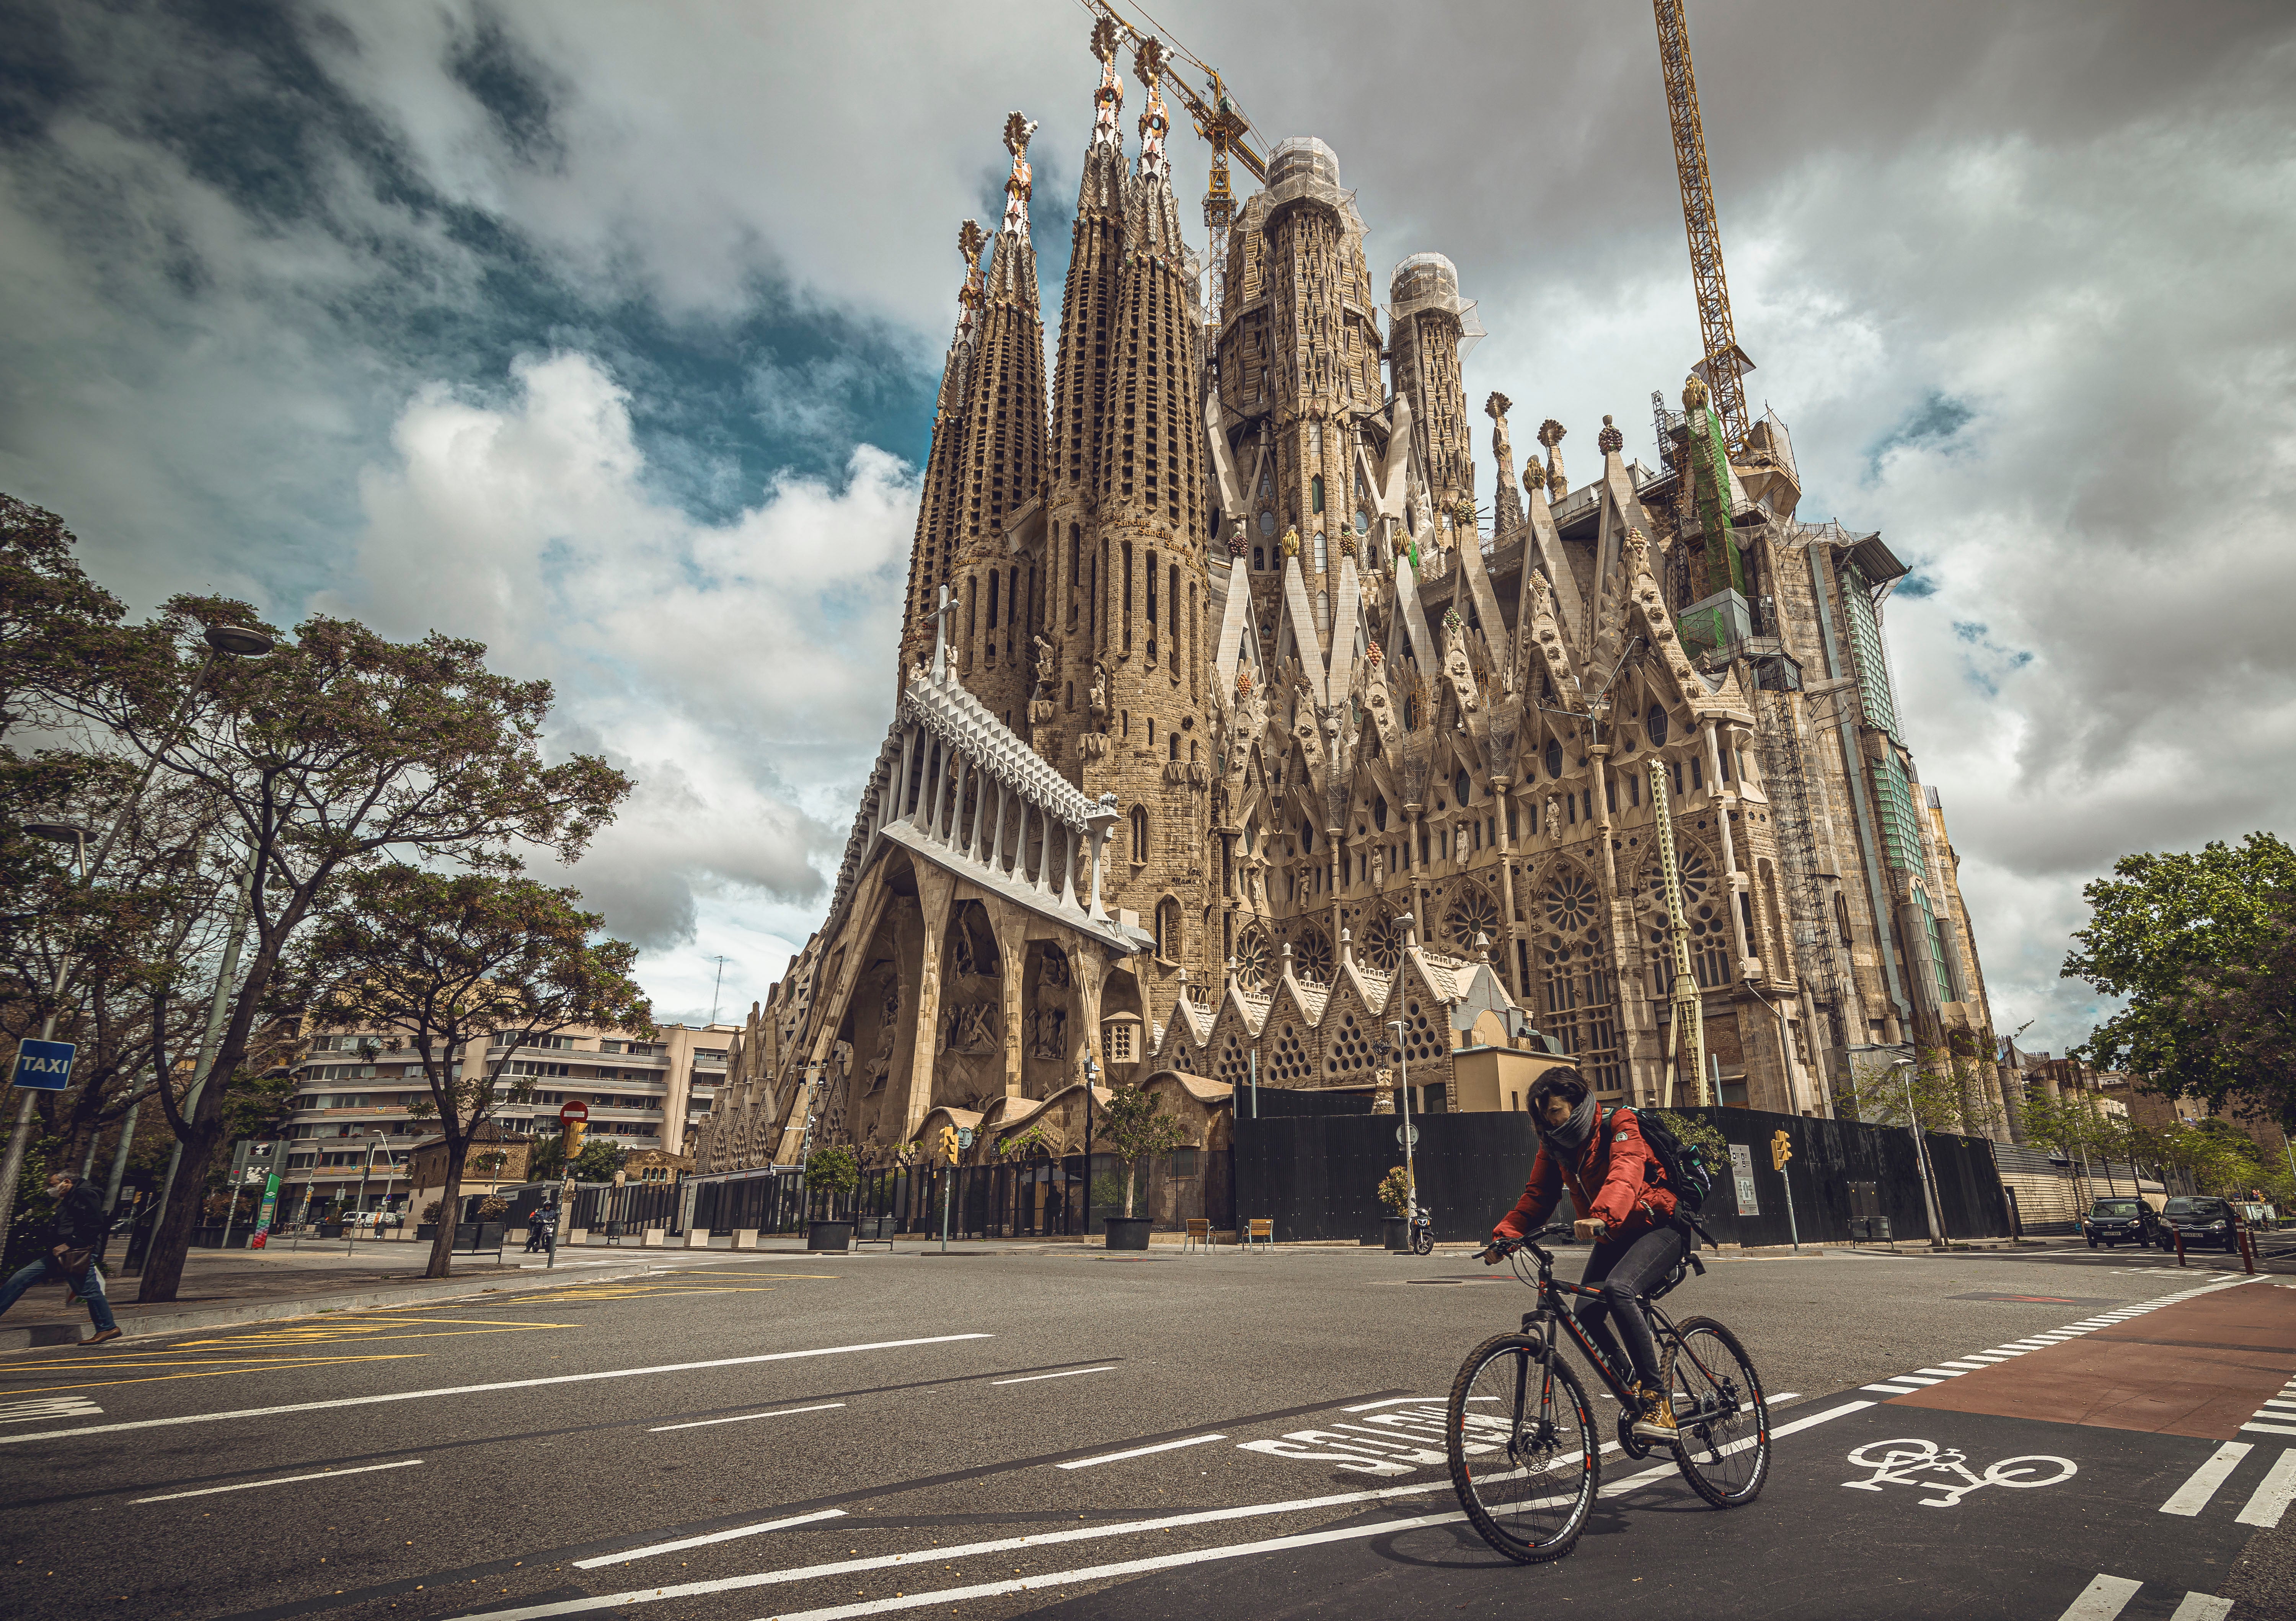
[3,1,2290,1048]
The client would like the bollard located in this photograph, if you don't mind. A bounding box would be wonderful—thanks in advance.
[2174,1225,2187,1268]
[2241,1223,2257,1276]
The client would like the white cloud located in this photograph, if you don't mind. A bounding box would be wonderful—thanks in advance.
[317,350,918,1006]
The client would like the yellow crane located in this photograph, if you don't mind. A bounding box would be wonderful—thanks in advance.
[1076,0,1265,324]
[1652,0,1751,458]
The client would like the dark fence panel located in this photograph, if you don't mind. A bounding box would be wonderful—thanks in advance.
[1233,1105,2014,1248]
[1233,1113,1547,1244]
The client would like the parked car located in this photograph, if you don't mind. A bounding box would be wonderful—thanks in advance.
[2156,1196,2238,1253]
[2082,1197,2152,1248]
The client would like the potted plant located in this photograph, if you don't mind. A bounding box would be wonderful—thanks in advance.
[804,1146,861,1251]
[414,1199,442,1241]
[1378,1165,1414,1250]
[471,1194,510,1252]
[1096,1084,1190,1250]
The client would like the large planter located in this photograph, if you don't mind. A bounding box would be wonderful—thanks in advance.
[320,1224,346,1240]
[1383,1216,1411,1251]
[413,1223,437,1240]
[1104,1216,1154,1251]
[807,1220,855,1252]
[453,1221,507,1251]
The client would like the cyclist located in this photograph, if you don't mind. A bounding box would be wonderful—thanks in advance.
[1482,1068,1688,1441]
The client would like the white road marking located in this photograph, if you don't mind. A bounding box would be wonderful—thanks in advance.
[1341,1396,1441,1412]
[1913,1368,1966,1378]
[2235,1448,2296,1529]
[0,1334,993,1446]
[2169,1595,2234,1621]
[746,1509,1472,1621]
[991,1367,1116,1385]
[572,1508,846,1568]
[1057,1433,1227,1469]
[443,1483,1450,1620]
[649,1403,846,1433]
[1937,1361,1991,1370]
[132,1458,423,1504]
[1774,1401,1874,1438]
[2159,1442,2251,1516]
[2056,1573,2143,1621]
[1863,1383,1924,1396]
[1599,1461,1677,1498]
[2241,1420,2296,1438]
[0,1396,102,1423]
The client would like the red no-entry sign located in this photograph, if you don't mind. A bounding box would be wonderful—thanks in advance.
[559,1100,589,1123]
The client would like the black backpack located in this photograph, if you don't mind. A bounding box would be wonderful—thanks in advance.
[1621,1107,1716,1216]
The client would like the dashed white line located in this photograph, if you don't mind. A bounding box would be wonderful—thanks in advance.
[1057,1433,1228,1469]
[132,1458,423,1504]
[2237,1450,2296,1528]
[2159,1442,2251,1516]
[572,1508,845,1568]
[991,1367,1117,1385]
[2056,1573,2143,1621]
[648,1402,846,1433]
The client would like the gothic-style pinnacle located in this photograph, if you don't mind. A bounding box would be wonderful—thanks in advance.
[1091,15,1120,64]
[1001,113,1039,241]
[1133,39,1171,183]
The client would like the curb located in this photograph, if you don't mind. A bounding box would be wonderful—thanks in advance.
[0,1257,662,1353]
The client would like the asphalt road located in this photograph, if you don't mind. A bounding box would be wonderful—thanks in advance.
[3,1239,2292,1621]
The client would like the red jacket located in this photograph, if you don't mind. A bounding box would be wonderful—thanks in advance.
[1494,1104,1679,1241]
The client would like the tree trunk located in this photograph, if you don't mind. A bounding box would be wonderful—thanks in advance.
[135,928,291,1302]
[1123,1158,1137,1218]
[426,1138,469,1280]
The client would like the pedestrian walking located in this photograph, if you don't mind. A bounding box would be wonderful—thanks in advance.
[0,1169,123,1346]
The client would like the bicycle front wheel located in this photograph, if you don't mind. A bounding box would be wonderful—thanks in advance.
[1446,1333,1600,1563]
[1662,1315,1769,1507]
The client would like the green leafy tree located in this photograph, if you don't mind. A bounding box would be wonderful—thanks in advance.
[58,603,628,1303]
[1095,1084,1190,1218]
[2063,834,2296,1126]
[288,865,650,1279]
[0,493,124,739]
[569,1136,627,1183]
[1837,1047,2000,1137]
[1376,1164,1412,1214]
[804,1145,861,1220]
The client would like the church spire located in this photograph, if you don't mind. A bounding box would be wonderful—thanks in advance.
[899,220,989,682]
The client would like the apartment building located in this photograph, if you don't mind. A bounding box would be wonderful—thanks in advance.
[280,1019,736,1212]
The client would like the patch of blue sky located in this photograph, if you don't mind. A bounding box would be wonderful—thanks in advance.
[1864,390,1977,485]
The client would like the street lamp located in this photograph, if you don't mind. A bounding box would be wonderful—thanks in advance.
[346,1133,386,1256]
[1379,1024,1420,1232]
[0,623,275,1243]
[1081,1053,1101,1238]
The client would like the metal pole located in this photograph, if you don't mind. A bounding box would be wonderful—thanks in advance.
[1389,1021,1417,1215]
[218,1145,243,1252]
[1781,1151,1800,1253]
[1249,1048,1258,1119]
[347,1138,376,1256]
[939,1164,952,1254]
[100,1087,142,1217]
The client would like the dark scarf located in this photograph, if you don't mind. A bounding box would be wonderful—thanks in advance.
[1540,1093,1599,1163]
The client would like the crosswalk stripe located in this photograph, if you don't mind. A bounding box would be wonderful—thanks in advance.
[2235,1449,2296,1530]
[2168,1594,2234,1621]
[2240,1421,2296,1438]
[2159,1442,2251,1516]
[2056,1574,2142,1620]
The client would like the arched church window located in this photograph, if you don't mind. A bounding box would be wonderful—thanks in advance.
[1254,546,1265,571]
[1156,898,1183,961]
[1539,866,1620,1093]
[1311,475,1325,515]
[1130,806,1150,866]
[1455,768,1473,806]
[1545,738,1565,780]
[1647,704,1670,747]
[1313,532,1327,572]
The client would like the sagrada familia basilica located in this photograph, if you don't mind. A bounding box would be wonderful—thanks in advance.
[689,32,2002,1175]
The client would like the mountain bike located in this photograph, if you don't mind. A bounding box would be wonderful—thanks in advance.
[1445,1223,1770,1563]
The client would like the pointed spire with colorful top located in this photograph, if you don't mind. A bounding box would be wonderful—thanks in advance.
[900,218,991,683]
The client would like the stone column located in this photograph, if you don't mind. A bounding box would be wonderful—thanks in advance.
[902,868,956,1140]
[989,901,1027,1099]
[1069,944,1107,1081]
[1706,719,1753,974]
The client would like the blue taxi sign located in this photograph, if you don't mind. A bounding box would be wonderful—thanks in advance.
[11,1039,75,1092]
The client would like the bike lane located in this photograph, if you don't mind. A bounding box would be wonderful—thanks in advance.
[999,1280,2295,1621]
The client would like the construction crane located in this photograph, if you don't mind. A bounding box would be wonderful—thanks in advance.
[1652,0,1751,458]
[1076,0,1265,325]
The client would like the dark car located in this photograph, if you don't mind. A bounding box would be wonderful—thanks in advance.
[2082,1197,2151,1248]
[2156,1196,2238,1253]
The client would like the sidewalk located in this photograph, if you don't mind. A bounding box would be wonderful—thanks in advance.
[0,1241,656,1352]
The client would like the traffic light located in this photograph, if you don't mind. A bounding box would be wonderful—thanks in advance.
[938,1126,961,1164]
[1770,1130,1792,1172]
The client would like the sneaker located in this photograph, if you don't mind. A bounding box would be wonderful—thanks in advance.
[1630,1385,1678,1441]
[78,1327,122,1348]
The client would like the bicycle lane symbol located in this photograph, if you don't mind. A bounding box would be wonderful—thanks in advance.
[1842,1438,2077,1508]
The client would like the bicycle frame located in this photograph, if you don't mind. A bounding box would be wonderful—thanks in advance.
[1504,1230,1722,1409]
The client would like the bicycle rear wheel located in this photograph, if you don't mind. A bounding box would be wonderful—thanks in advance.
[1446,1333,1600,1563]
[1662,1315,1769,1507]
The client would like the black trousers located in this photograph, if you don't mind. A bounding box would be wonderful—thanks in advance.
[1573,1223,1689,1388]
